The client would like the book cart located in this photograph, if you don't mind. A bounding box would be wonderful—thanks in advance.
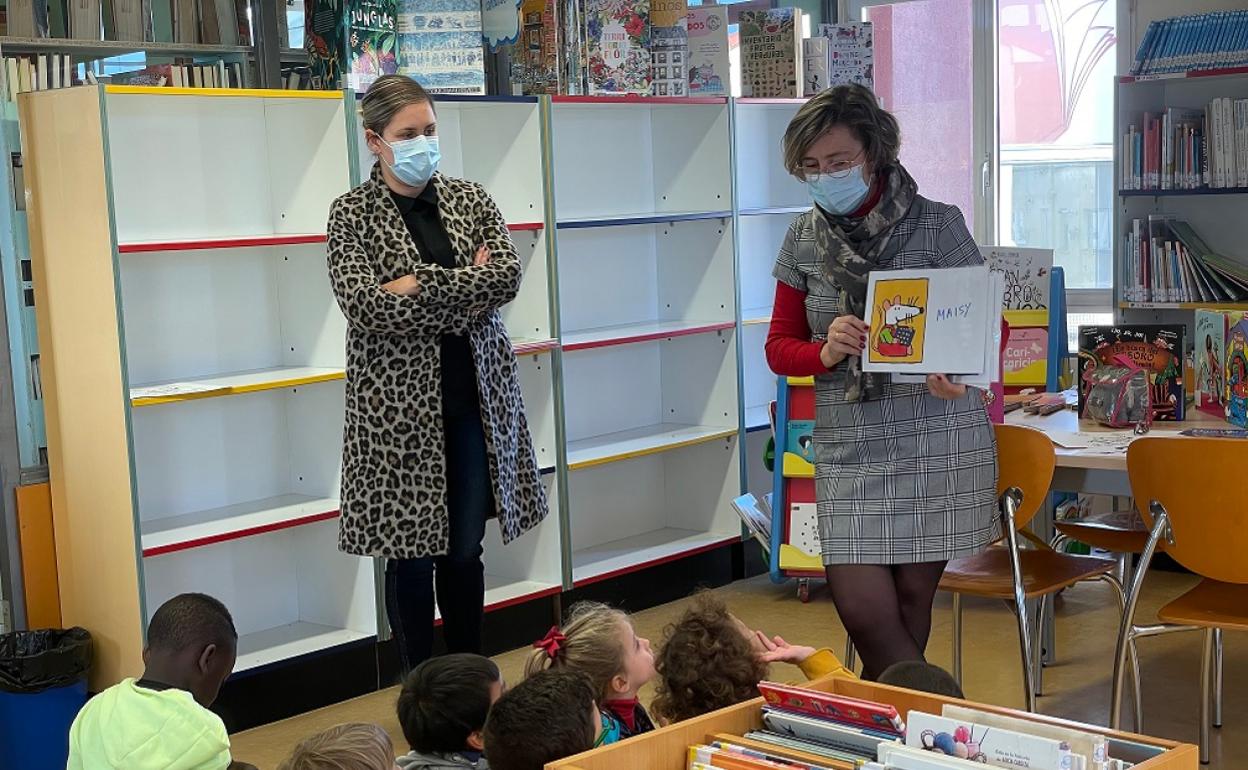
[548,674,1198,770]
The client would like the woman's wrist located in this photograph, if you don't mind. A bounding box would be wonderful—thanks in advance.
[819,343,844,370]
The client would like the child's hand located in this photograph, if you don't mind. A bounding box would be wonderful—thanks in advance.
[755,632,817,665]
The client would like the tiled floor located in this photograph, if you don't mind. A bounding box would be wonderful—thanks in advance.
[231,569,1240,768]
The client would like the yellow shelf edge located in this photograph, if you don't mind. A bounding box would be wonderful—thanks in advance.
[568,428,738,471]
[104,85,343,100]
[782,451,814,478]
[742,316,771,326]
[131,370,345,407]
[1003,309,1048,327]
[787,376,814,386]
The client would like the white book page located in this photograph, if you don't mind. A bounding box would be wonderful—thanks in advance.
[863,265,991,374]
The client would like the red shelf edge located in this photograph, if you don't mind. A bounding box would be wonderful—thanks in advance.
[119,234,328,253]
[141,509,341,557]
[1119,65,1248,83]
[572,535,740,589]
[563,321,735,352]
[513,339,559,355]
[506,222,545,231]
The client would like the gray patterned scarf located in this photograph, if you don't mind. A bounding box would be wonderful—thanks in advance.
[815,164,919,402]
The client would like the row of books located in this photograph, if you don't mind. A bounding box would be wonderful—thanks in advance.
[1,54,75,100]
[1121,99,1248,190]
[1130,10,1248,76]
[109,60,246,88]
[1122,216,1248,304]
[2,0,299,46]
[686,682,1160,770]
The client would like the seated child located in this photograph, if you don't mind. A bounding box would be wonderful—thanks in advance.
[483,670,601,770]
[67,592,255,770]
[652,591,854,724]
[524,601,656,743]
[878,660,964,699]
[278,723,397,770]
[395,653,503,769]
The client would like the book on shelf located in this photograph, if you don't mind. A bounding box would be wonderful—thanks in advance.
[512,0,563,94]
[1122,216,1248,303]
[1226,315,1248,427]
[729,493,771,546]
[173,0,198,42]
[200,0,241,45]
[282,64,313,89]
[941,704,1108,770]
[817,22,873,91]
[396,0,485,95]
[306,0,398,90]
[1131,10,1248,76]
[738,7,802,98]
[686,5,728,97]
[649,0,687,97]
[109,0,150,42]
[584,0,651,96]
[3,53,80,99]
[905,711,1072,770]
[1077,324,1185,422]
[67,0,102,40]
[802,37,828,97]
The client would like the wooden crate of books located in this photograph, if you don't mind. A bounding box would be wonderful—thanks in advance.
[549,676,1197,769]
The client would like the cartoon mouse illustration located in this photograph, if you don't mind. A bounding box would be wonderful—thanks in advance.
[874,295,923,358]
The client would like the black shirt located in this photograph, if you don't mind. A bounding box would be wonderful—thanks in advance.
[390,185,480,419]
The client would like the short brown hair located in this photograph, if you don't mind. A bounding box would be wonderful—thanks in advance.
[523,601,630,702]
[782,84,900,177]
[651,592,768,724]
[360,75,435,135]
[277,723,395,770]
[484,670,598,770]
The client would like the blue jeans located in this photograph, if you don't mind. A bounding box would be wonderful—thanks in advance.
[384,410,492,672]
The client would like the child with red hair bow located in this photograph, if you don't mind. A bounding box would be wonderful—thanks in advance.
[525,602,656,745]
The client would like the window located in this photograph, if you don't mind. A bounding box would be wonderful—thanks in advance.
[997,0,1117,300]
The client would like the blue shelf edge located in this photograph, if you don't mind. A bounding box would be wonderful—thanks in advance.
[739,205,809,216]
[1119,187,1248,197]
[556,210,733,229]
[744,422,770,434]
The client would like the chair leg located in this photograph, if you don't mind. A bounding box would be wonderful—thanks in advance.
[844,636,857,675]
[1214,628,1224,729]
[1112,507,1169,731]
[1014,592,1037,712]
[1201,628,1214,764]
[1000,489,1036,713]
[952,592,963,686]
[1031,597,1045,697]
[1101,574,1144,732]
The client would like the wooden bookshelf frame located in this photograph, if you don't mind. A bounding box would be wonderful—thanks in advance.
[550,676,1198,770]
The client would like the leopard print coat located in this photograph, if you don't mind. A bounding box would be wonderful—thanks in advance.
[326,165,549,559]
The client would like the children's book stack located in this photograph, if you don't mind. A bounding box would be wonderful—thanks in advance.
[1121,217,1248,303]
[684,683,1162,770]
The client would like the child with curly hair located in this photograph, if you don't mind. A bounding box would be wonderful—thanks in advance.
[524,601,656,744]
[652,591,855,724]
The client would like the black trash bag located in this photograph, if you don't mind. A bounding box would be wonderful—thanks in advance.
[0,627,92,694]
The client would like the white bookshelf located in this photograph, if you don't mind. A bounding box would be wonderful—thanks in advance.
[1115,69,1248,330]
[23,87,366,686]
[734,100,808,213]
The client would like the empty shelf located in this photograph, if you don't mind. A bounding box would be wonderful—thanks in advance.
[140,494,340,556]
[234,622,373,673]
[130,366,344,406]
[562,320,734,352]
[567,423,737,469]
[572,527,740,586]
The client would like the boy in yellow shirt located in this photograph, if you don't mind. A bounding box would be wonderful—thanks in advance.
[67,593,255,770]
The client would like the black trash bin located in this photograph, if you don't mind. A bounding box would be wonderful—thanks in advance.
[0,627,92,769]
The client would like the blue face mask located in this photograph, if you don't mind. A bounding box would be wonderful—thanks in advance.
[382,135,440,188]
[807,166,871,215]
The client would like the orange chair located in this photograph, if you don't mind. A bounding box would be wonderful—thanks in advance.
[1112,437,1248,764]
[941,424,1132,712]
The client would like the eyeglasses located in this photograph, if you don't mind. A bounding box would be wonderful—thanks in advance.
[802,150,866,178]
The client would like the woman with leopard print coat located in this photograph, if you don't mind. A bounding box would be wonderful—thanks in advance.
[327,75,549,670]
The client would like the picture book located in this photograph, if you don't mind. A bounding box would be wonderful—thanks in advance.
[1227,316,1248,427]
[786,502,818,559]
[731,493,771,545]
[686,5,729,96]
[878,742,1002,770]
[691,744,831,770]
[757,682,904,733]
[802,37,829,97]
[739,8,802,98]
[585,0,651,95]
[305,0,398,91]
[397,0,485,94]
[982,246,1053,311]
[1077,325,1186,422]
[709,740,842,770]
[785,420,813,463]
[650,0,687,96]
[942,704,1107,770]
[1194,309,1231,415]
[761,708,896,758]
[817,22,873,89]
[905,711,1071,770]
[863,265,992,375]
[1003,326,1048,386]
[743,731,870,765]
[514,0,561,94]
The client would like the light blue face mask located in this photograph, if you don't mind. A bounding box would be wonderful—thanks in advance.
[382,135,440,188]
[806,165,871,215]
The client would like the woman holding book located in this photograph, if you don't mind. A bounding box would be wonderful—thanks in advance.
[326,75,548,671]
[764,84,999,680]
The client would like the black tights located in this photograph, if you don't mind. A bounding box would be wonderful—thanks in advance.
[824,561,947,680]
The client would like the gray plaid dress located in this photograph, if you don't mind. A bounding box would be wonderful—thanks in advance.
[773,196,1000,565]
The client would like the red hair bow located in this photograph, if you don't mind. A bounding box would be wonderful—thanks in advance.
[534,626,566,659]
